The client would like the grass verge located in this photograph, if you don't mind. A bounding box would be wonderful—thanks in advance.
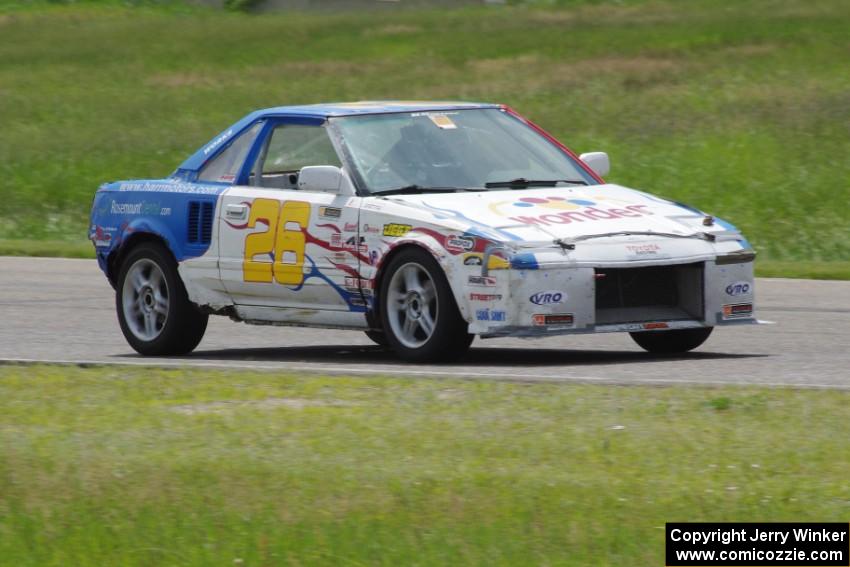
[1,0,849,273]
[756,261,850,281]
[1,364,849,565]
[0,239,94,259]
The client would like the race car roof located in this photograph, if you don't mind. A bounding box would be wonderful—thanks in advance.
[177,101,499,174]
[262,100,498,117]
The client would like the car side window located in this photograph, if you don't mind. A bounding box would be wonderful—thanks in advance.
[251,124,341,190]
[198,122,263,183]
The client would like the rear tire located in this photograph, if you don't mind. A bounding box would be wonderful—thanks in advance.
[629,327,712,354]
[379,248,473,362]
[116,242,208,356]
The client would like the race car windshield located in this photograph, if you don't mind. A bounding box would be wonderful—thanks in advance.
[331,108,597,195]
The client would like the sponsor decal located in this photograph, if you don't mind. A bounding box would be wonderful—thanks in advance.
[619,322,673,331]
[428,114,458,130]
[89,225,113,248]
[361,224,380,234]
[489,195,655,227]
[468,275,497,286]
[343,222,358,232]
[723,303,753,320]
[344,236,367,253]
[625,243,660,256]
[383,223,412,237]
[203,129,233,155]
[470,293,502,301]
[725,281,752,296]
[117,182,221,195]
[445,234,475,253]
[111,201,142,215]
[462,253,510,270]
[319,206,342,219]
[532,313,575,327]
[529,291,565,305]
[109,201,171,216]
[344,277,374,291]
[330,233,342,247]
[343,276,359,292]
[476,308,506,322]
[488,255,511,269]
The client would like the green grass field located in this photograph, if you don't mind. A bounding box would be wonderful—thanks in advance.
[0,0,848,275]
[1,364,849,565]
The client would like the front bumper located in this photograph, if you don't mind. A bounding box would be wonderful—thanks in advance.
[464,254,762,338]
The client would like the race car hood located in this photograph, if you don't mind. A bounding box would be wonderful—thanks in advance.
[384,183,716,244]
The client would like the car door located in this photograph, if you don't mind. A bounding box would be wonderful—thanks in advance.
[216,119,365,312]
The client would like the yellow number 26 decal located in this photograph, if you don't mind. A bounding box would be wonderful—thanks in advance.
[243,198,311,285]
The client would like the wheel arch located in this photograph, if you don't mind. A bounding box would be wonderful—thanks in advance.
[107,232,177,288]
[369,240,470,330]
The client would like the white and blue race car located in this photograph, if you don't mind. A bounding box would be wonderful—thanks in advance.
[90,101,760,361]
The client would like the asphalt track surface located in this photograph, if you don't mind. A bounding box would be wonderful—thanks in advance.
[2,257,848,388]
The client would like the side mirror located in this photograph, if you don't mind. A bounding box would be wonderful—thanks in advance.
[579,152,610,178]
[297,166,356,195]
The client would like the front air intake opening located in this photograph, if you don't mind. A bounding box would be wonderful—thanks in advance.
[594,262,704,324]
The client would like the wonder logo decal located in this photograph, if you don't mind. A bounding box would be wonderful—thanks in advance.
[489,195,655,227]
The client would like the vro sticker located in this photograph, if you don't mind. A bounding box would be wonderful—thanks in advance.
[725,281,752,296]
[529,291,565,305]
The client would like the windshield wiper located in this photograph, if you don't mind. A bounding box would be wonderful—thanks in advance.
[374,185,484,196]
[484,178,588,189]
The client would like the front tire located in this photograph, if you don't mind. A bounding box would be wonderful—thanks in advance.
[379,248,473,362]
[364,329,389,347]
[116,242,208,356]
[630,327,713,354]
